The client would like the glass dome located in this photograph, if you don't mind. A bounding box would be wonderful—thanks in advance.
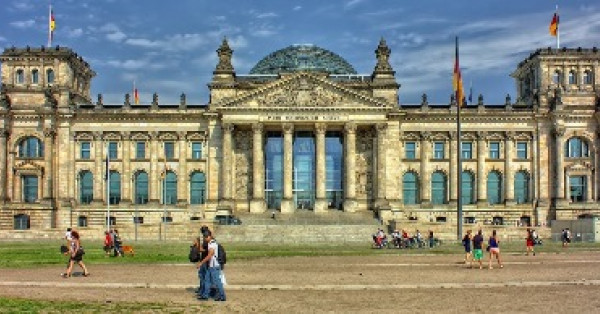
[249,44,357,75]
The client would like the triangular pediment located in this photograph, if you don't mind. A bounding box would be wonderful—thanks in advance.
[215,72,391,109]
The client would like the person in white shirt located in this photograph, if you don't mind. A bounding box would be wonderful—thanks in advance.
[196,231,226,301]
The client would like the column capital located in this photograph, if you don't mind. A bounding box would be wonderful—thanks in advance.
[282,123,294,134]
[0,128,8,138]
[449,131,457,140]
[344,122,357,134]
[92,131,103,140]
[222,123,234,133]
[149,131,159,140]
[252,123,263,133]
[376,123,387,135]
[505,131,516,140]
[477,131,488,140]
[43,128,55,138]
[176,131,187,139]
[420,131,432,141]
[121,131,131,140]
[553,125,565,137]
[315,123,327,135]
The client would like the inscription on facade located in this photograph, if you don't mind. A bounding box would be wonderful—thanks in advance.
[262,115,348,122]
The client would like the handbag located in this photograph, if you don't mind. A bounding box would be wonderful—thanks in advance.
[77,247,85,255]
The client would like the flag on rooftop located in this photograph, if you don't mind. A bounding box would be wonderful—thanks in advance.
[549,11,559,37]
[453,37,464,107]
[133,82,139,105]
[48,5,56,47]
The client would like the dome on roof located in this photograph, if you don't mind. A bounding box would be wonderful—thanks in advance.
[249,44,357,75]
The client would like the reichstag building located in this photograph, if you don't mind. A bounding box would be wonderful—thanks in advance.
[1,38,599,232]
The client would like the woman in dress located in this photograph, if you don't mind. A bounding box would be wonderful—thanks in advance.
[526,228,535,256]
[62,230,89,278]
[488,230,503,269]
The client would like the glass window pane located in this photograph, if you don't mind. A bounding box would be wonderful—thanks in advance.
[489,142,500,159]
[190,172,206,204]
[461,171,473,205]
[135,172,148,204]
[108,142,118,159]
[569,175,586,202]
[514,171,529,204]
[109,171,121,204]
[325,132,343,209]
[461,142,472,159]
[265,132,283,209]
[46,69,55,84]
[434,142,444,159]
[80,171,93,204]
[403,172,418,205]
[405,142,416,159]
[517,142,527,159]
[32,70,39,84]
[136,142,145,159]
[192,142,202,159]
[164,142,174,159]
[487,172,502,205]
[431,172,446,204]
[80,142,91,159]
[164,171,177,204]
[23,175,38,203]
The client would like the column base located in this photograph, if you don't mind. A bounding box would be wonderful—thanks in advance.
[343,199,357,213]
[280,199,295,213]
[249,199,266,213]
[314,198,328,214]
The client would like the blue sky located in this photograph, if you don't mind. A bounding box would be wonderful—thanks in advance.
[1,0,599,105]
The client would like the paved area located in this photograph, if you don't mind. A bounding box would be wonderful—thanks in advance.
[1,252,599,313]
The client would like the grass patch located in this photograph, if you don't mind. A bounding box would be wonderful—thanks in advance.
[0,297,211,313]
[0,240,598,269]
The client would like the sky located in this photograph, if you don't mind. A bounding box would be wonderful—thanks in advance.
[1,0,599,105]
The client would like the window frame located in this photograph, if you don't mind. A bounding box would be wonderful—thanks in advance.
[433,142,444,159]
[191,142,203,160]
[136,141,146,159]
[80,141,91,159]
[405,142,416,159]
[516,142,528,159]
[461,142,472,159]
[489,141,500,159]
[164,142,175,159]
[108,142,118,160]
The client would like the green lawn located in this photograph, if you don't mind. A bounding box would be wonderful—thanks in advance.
[0,239,598,269]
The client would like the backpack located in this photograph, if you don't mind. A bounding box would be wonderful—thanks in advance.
[217,243,227,269]
[189,245,201,263]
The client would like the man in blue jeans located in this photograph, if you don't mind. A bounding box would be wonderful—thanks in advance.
[197,231,226,301]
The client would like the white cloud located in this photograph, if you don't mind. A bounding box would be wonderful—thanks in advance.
[256,12,278,19]
[106,31,127,42]
[10,20,35,29]
[345,0,366,9]
[66,28,84,38]
[0,36,6,42]
[293,6,302,11]
[10,1,34,11]
[125,34,209,52]
[106,59,150,70]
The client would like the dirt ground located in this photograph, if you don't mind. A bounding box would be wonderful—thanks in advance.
[1,252,600,313]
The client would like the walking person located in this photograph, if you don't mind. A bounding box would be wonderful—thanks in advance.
[103,231,113,257]
[61,230,89,278]
[488,230,503,269]
[113,229,123,257]
[197,230,226,302]
[472,230,484,269]
[526,228,535,256]
[428,230,435,248]
[462,230,473,268]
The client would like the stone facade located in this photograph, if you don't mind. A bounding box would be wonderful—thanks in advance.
[1,42,600,233]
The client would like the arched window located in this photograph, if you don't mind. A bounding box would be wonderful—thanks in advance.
[403,172,419,205]
[18,137,43,158]
[568,70,577,84]
[431,171,447,205]
[22,175,38,203]
[79,171,93,204]
[190,172,206,205]
[15,69,24,84]
[565,137,589,158]
[487,171,502,205]
[461,171,474,205]
[109,171,121,205]
[46,69,55,84]
[552,70,561,84]
[514,171,529,204]
[583,70,593,85]
[134,171,148,204]
[164,171,177,205]
[31,69,39,84]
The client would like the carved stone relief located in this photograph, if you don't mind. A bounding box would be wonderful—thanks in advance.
[256,77,351,107]
[355,128,374,199]
[234,130,253,199]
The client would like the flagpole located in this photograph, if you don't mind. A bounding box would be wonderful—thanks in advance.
[47,3,52,47]
[106,143,111,233]
[456,36,463,241]
[556,5,560,49]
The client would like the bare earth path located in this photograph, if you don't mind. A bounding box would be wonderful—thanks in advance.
[1,252,600,313]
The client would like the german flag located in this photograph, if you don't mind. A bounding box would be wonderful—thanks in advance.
[549,12,559,37]
[134,88,139,105]
[453,37,464,107]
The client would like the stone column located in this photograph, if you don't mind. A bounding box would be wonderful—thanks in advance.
[376,123,389,207]
[477,131,487,204]
[280,123,295,213]
[177,131,187,204]
[343,123,357,212]
[219,123,234,211]
[419,131,431,204]
[504,132,514,204]
[314,123,328,213]
[93,132,103,202]
[449,132,458,203]
[555,128,565,201]
[43,129,54,200]
[0,129,7,202]
[149,132,159,203]
[122,131,131,203]
[250,123,266,213]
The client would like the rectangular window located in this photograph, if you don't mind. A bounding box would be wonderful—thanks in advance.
[405,142,416,159]
[433,142,444,159]
[164,142,175,159]
[23,175,38,203]
[136,142,146,159]
[517,142,528,159]
[108,142,118,159]
[191,142,202,159]
[489,142,500,159]
[461,142,472,159]
[80,142,91,159]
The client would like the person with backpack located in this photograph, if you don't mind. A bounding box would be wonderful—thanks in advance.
[462,230,473,268]
[197,230,226,302]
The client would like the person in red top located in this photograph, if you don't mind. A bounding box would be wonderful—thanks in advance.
[103,230,113,257]
[526,228,535,256]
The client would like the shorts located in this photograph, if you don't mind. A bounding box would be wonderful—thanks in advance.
[473,249,483,260]
[490,247,500,254]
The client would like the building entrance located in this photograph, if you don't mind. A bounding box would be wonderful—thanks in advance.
[293,132,315,210]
